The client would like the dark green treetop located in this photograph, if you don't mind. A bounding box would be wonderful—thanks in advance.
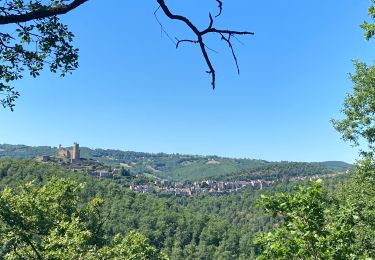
[0,177,168,259]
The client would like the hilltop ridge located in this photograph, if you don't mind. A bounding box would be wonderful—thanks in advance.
[0,144,352,182]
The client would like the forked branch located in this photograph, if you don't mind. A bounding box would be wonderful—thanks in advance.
[156,0,253,89]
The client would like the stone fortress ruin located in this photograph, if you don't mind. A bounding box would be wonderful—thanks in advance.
[58,142,80,162]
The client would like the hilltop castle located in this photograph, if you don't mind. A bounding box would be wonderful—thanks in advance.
[58,142,80,162]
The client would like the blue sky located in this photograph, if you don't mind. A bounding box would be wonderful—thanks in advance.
[0,0,371,163]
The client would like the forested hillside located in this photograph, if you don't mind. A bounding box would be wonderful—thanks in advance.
[0,144,351,182]
[0,159,348,259]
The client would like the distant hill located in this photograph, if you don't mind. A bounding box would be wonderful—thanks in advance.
[0,144,57,159]
[0,144,352,181]
[312,161,353,170]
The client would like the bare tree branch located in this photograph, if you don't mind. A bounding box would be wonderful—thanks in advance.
[156,0,201,36]
[175,39,198,49]
[215,0,223,18]
[154,6,176,46]
[157,0,254,89]
[220,33,240,74]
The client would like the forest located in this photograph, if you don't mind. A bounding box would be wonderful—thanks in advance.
[0,159,348,259]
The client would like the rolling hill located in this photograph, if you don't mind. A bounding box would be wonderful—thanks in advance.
[0,144,352,181]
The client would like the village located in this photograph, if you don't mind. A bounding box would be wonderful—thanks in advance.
[36,143,345,197]
[129,173,341,197]
[130,179,272,196]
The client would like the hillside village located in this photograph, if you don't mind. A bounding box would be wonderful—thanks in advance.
[130,172,345,196]
[4,143,349,197]
[36,144,279,196]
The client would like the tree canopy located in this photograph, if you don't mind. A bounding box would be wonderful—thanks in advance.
[0,176,168,259]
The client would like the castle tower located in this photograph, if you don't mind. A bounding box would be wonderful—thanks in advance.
[71,142,80,161]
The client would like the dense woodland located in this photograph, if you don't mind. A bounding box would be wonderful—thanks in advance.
[0,159,349,259]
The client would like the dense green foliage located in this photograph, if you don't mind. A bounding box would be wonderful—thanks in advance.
[256,181,349,259]
[256,160,375,259]
[0,159,266,259]
[0,158,348,259]
[0,175,167,259]
[215,162,346,182]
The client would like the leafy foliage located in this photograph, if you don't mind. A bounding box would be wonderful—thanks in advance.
[255,180,358,259]
[256,160,375,259]
[0,0,80,110]
[0,158,348,259]
[0,174,167,259]
[337,159,375,257]
[332,61,375,156]
[216,162,343,182]
[98,232,168,259]
[361,0,375,40]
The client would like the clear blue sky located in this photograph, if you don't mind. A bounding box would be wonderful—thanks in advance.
[0,0,371,163]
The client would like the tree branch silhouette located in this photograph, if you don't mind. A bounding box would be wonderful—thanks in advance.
[157,0,254,89]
